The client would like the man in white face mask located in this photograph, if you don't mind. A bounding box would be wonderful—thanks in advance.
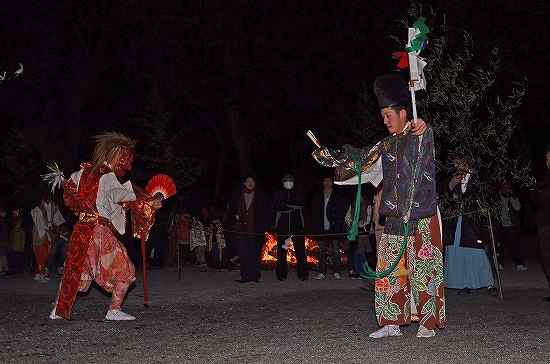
[273,174,308,281]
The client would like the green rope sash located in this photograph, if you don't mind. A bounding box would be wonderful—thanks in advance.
[345,153,408,280]
[360,222,409,280]
[358,129,427,280]
[346,154,363,242]
[346,153,408,280]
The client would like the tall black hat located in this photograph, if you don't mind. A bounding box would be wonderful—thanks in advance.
[373,73,410,109]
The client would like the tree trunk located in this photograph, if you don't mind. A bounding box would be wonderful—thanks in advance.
[227,104,253,178]
[211,124,227,207]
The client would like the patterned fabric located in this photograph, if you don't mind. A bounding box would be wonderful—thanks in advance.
[190,218,206,249]
[208,219,226,251]
[56,170,104,319]
[31,201,63,247]
[379,128,436,233]
[78,224,136,310]
[375,216,445,329]
[311,124,444,330]
[312,126,437,236]
[125,182,156,241]
[32,236,53,275]
[54,163,154,319]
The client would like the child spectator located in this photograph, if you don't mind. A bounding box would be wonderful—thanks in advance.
[176,208,192,265]
[206,207,226,268]
[0,208,10,275]
[9,209,26,274]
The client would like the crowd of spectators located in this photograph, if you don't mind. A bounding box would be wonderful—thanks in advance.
[1,147,549,303]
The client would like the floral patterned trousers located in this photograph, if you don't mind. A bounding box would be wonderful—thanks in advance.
[374,215,446,330]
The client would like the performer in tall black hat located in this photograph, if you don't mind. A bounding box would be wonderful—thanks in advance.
[311,72,445,339]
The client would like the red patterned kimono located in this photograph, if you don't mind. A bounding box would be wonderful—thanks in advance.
[53,163,155,319]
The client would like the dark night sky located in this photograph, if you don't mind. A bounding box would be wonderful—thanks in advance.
[1,0,549,209]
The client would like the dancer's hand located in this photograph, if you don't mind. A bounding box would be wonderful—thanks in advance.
[152,198,163,210]
[411,118,427,135]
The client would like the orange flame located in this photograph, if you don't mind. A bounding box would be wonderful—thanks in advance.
[262,232,318,265]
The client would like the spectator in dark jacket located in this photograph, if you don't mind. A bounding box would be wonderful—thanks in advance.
[311,176,346,280]
[146,205,170,269]
[493,182,526,271]
[532,145,550,301]
[273,174,308,281]
[225,173,269,283]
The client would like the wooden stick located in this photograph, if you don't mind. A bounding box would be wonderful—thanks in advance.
[307,130,321,148]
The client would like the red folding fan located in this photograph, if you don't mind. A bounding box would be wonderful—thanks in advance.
[145,174,176,199]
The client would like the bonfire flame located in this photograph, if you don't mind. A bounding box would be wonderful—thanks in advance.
[262,232,319,265]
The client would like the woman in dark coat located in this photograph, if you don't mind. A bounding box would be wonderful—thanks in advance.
[440,154,496,296]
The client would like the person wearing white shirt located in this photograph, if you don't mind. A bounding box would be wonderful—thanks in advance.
[31,192,65,282]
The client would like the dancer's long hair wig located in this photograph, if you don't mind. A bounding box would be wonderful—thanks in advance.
[89,131,136,175]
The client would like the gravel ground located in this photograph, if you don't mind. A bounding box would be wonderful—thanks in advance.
[1,259,549,364]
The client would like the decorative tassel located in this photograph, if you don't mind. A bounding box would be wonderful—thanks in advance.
[41,162,65,192]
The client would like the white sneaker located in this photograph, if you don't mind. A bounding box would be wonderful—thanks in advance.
[105,310,136,321]
[416,325,436,338]
[49,307,62,320]
[369,325,402,339]
[333,272,341,280]
[314,273,326,280]
[498,264,504,270]
[57,267,64,275]
[516,265,527,271]
[35,274,49,282]
[44,268,50,276]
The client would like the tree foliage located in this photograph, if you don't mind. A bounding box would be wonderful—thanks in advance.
[130,83,205,207]
[1,0,548,210]
[397,4,535,219]
[0,131,43,210]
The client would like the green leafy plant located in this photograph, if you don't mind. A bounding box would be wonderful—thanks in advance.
[400,5,534,220]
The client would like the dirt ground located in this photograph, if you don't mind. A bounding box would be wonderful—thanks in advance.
[1,258,550,363]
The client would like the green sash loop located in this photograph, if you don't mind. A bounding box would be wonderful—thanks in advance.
[360,222,409,280]
[346,154,363,241]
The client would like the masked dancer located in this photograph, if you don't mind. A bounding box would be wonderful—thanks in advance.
[49,132,162,321]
